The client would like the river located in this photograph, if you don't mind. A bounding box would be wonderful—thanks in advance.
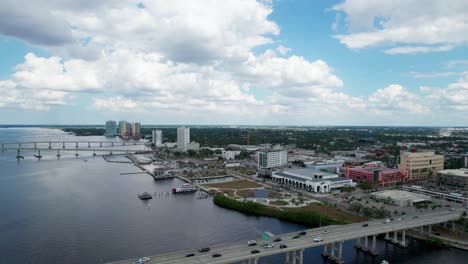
[0,128,466,263]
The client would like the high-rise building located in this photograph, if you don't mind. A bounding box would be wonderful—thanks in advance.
[177,126,190,151]
[118,120,127,135]
[152,130,162,145]
[398,151,444,182]
[121,122,132,139]
[258,149,288,170]
[132,123,141,140]
[105,120,116,137]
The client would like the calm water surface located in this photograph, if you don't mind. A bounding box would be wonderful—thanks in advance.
[0,128,466,263]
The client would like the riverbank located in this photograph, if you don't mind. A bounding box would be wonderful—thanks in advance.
[213,195,365,227]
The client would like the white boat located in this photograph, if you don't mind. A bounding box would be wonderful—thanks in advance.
[381,261,389,264]
[172,183,197,193]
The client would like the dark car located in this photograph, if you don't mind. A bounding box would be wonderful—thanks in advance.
[299,231,307,236]
[273,238,282,242]
[199,248,210,253]
[293,235,300,239]
[434,232,441,236]
[362,224,369,227]
[185,253,195,258]
[280,244,288,249]
[251,250,260,254]
[212,253,222,258]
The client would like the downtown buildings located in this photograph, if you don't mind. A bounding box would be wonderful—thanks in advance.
[258,148,288,171]
[344,166,407,187]
[177,126,190,151]
[105,120,117,137]
[152,130,163,146]
[398,151,444,182]
[111,120,141,140]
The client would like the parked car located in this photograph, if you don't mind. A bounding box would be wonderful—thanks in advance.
[292,235,300,239]
[273,238,282,242]
[138,257,150,262]
[251,250,260,254]
[322,230,329,234]
[212,253,222,258]
[362,224,369,227]
[280,244,288,249]
[383,219,391,223]
[298,231,307,236]
[199,248,210,253]
[185,253,195,258]
[313,236,323,242]
[247,240,257,246]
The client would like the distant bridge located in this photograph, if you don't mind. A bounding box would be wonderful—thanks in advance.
[108,210,464,264]
[0,140,149,159]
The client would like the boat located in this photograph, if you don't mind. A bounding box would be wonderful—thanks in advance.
[172,183,197,193]
[381,261,389,264]
[138,192,153,200]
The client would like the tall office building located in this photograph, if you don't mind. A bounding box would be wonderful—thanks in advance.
[177,126,190,151]
[398,151,444,181]
[152,130,162,145]
[105,120,116,137]
[132,123,141,140]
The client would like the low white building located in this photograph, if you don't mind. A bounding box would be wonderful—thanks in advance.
[225,161,241,167]
[222,150,241,160]
[272,168,355,193]
[372,190,431,207]
[187,142,200,150]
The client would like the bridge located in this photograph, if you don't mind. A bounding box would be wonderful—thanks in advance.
[0,140,148,159]
[108,210,464,264]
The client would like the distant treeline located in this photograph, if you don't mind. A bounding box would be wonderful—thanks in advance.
[213,195,344,227]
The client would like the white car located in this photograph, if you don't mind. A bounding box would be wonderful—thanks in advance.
[263,243,275,248]
[383,219,391,223]
[138,257,150,262]
[395,217,403,222]
[247,240,257,246]
[313,236,323,242]
[322,230,329,234]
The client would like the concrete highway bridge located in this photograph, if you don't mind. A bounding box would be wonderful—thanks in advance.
[1,140,146,150]
[0,141,148,159]
[108,210,464,264]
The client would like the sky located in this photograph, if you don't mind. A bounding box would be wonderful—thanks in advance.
[0,0,468,126]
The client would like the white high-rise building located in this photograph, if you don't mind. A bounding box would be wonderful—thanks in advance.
[177,126,190,151]
[152,130,163,145]
[258,149,288,170]
[105,120,116,137]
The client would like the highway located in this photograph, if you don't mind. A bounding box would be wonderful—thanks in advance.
[108,210,464,264]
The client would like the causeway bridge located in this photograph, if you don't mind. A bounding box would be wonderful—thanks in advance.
[0,140,148,159]
[108,210,464,264]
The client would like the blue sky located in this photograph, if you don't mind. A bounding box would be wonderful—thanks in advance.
[0,0,467,125]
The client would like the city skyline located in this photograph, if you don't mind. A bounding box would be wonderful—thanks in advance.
[0,0,468,126]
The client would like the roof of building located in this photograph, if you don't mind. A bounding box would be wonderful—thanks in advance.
[372,190,431,202]
[438,168,468,177]
[274,168,351,183]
